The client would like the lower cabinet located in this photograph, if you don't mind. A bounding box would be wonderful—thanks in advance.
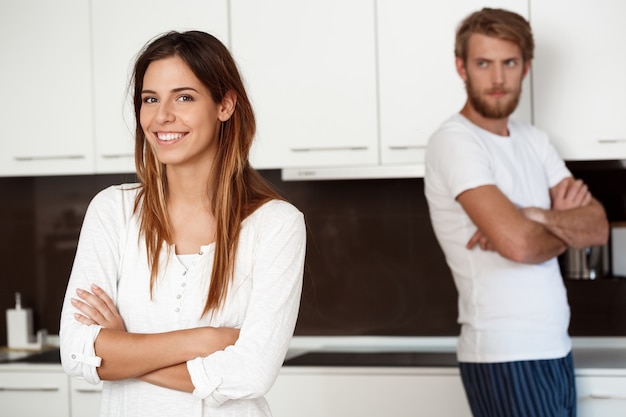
[0,366,69,417]
[70,377,103,416]
[267,368,626,417]
[266,367,472,417]
[577,375,626,417]
[2,365,626,416]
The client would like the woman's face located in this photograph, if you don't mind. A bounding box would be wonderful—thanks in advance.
[140,56,230,170]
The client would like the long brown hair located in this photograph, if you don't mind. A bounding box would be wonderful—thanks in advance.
[131,31,282,316]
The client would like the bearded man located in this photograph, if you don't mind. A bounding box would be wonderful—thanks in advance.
[425,8,608,417]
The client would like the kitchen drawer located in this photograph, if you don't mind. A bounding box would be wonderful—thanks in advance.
[0,369,69,417]
[71,377,103,417]
[577,375,626,417]
[267,367,472,417]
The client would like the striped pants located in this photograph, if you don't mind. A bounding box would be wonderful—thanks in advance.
[459,352,577,417]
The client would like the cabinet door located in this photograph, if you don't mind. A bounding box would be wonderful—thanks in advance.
[70,378,103,417]
[0,0,93,177]
[91,0,229,174]
[377,0,531,166]
[0,369,69,417]
[532,1,626,160]
[231,1,379,169]
[266,368,472,417]
[576,375,626,417]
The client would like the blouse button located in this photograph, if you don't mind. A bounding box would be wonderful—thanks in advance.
[182,282,186,287]
[176,294,181,299]
[175,307,180,313]
[199,250,203,256]
[182,270,187,276]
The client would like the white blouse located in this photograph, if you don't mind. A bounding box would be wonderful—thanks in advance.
[59,184,306,417]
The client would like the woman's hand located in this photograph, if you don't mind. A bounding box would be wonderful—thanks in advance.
[71,285,126,332]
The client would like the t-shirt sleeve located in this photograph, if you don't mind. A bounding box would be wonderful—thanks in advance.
[426,123,497,199]
[537,130,572,187]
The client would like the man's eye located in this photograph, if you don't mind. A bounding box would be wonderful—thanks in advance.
[477,61,488,68]
[505,60,517,67]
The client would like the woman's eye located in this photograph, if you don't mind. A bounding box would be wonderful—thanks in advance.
[142,96,158,104]
[177,95,194,102]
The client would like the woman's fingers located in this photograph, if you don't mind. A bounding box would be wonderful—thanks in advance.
[73,286,126,331]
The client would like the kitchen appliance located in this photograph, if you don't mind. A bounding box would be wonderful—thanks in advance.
[560,244,610,280]
[611,222,626,277]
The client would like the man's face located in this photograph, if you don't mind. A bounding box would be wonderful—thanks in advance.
[456,34,529,119]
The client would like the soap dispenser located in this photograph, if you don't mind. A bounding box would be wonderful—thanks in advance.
[6,292,40,350]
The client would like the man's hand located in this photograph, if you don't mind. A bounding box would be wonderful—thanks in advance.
[466,229,496,251]
[551,177,592,210]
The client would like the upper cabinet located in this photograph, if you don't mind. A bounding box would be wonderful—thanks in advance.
[91,0,229,173]
[0,0,94,177]
[2,1,624,178]
[231,0,379,169]
[531,0,626,160]
[377,0,531,166]
[0,0,228,178]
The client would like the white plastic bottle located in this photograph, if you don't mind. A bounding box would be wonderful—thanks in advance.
[6,292,39,350]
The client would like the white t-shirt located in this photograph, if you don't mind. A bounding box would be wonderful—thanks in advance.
[425,114,572,363]
[59,184,306,417]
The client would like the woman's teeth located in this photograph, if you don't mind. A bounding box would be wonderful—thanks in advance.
[157,133,184,141]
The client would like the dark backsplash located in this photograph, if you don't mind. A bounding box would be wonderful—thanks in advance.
[1,164,625,346]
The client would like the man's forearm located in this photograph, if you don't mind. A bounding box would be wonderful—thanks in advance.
[524,199,609,249]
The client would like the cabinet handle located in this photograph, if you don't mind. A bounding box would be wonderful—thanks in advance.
[75,388,102,393]
[387,145,426,150]
[14,155,85,161]
[597,139,626,144]
[580,394,626,401]
[290,146,368,152]
[0,387,59,392]
[100,153,134,159]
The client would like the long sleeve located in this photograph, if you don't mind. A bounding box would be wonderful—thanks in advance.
[187,200,306,406]
[59,185,136,384]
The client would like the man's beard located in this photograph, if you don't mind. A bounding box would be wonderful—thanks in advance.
[466,78,521,119]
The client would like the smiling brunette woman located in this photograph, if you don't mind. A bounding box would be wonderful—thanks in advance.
[59,31,306,417]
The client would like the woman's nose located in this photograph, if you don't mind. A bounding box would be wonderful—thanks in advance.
[156,102,174,124]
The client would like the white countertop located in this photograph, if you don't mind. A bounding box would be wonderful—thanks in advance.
[3,336,626,375]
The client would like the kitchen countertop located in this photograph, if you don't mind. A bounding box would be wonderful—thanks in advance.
[282,336,626,375]
[2,337,626,375]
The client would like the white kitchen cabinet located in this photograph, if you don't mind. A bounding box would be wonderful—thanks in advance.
[531,0,626,160]
[231,0,379,170]
[266,367,472,417]
[377,0,531,166]
[0,366,69,417]
[91,0,229,174]
[0,0,94,177]
[70,377,103,417]
[577,375,626,417]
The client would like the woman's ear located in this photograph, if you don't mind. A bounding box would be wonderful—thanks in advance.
[218,90,237,122]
